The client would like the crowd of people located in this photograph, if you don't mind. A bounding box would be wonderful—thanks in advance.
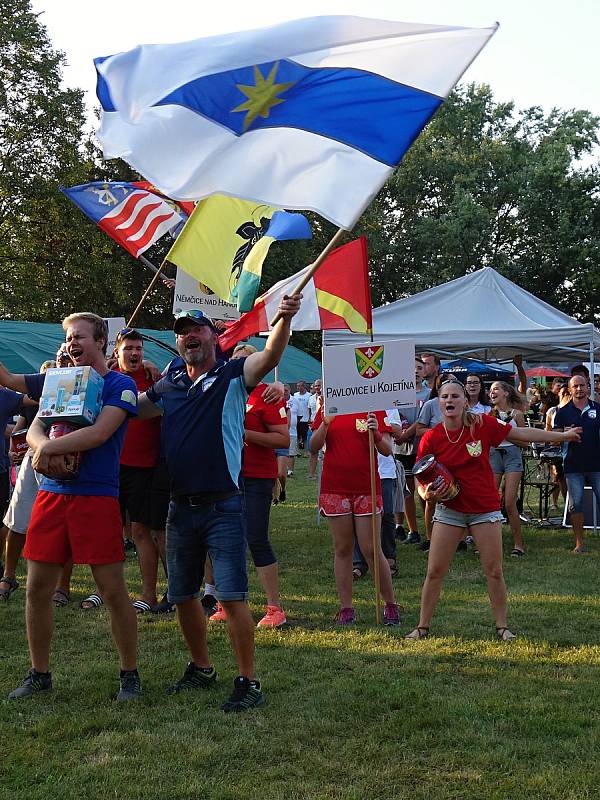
[1,313,598,707]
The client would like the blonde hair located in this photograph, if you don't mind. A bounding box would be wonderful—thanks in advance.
[232,343,257,356]
[62,313,108,355]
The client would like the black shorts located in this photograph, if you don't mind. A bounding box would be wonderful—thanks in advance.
[149,460,170,531]
[395,453,417,477]
[119,465,154,526]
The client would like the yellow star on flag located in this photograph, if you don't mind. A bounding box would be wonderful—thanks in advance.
[232,61,295,132]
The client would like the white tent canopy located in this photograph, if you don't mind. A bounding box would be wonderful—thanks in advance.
[324,267,600,365]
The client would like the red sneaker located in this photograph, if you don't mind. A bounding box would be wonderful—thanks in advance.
[256,605,287,628]
[209,603,228,623]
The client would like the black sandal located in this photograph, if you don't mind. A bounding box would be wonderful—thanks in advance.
[352,565,368,581]
[80,594,103,610]
[0,576,19,602]
[405,626,429,640]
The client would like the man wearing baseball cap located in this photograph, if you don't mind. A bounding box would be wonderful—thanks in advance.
[138,297,301,712]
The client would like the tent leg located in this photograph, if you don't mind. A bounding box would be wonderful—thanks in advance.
[590,340,597,536]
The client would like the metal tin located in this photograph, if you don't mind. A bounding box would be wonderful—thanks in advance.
[413,454,459,499]
[10,428,29,463]
[48,422,81,478]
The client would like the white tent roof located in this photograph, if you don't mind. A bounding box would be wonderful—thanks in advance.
[324,267,600,364]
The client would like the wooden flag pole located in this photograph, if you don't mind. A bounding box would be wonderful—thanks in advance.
[368,426,382,625]
[127,260,167,328]
[269,226,348,327]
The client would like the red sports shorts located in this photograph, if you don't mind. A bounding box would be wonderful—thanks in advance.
[24,491,125,565]
[319,492,383,517]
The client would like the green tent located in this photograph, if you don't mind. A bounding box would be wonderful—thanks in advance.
[0,321,321,385]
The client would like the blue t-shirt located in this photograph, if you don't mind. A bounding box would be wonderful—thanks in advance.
[554,400,600,474]
[0,388,24,472]
[27,371,138,496]
[146,358,248,496]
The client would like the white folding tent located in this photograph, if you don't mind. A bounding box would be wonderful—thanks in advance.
[323,267,600,367]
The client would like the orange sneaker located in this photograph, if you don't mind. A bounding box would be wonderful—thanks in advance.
[256,605,287,628]
[209,603,228,623]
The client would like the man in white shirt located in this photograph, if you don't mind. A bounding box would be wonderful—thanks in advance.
[293,381,310,452]
[286,387,300,476]
[307,379,322,478]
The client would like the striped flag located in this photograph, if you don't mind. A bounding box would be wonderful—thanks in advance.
[61,181,188,258]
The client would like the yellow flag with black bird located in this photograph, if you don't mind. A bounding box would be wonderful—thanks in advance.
[166,194,311,312]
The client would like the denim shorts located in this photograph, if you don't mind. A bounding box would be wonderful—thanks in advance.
[275,447,289,457]
[489,446,523,474]
[433,504,504,528]
[166,493,248,603]
[565,472,600,514]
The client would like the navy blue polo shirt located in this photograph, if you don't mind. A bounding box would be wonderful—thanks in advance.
[146,357,248,496]
[554,399,600,474]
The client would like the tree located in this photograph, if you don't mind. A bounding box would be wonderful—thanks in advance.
[0,1,175,327]
[356,84,600,323]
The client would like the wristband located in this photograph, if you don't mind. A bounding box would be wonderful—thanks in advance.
[373,430,383,443]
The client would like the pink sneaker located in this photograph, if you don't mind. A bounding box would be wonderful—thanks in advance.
[256,605,287,628]
[209,603,228,623]
[335,607,356,625]
[383,602,401,626]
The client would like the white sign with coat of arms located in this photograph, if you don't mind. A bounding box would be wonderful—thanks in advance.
[173,269,240,321]
[322,340,416,416]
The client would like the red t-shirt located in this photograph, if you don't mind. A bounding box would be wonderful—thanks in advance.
[416,415,509,513]
[317,410,392,495]
[243,384,288,479]
[115,367,161,468]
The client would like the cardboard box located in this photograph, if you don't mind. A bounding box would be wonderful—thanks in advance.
[38,366,104,427]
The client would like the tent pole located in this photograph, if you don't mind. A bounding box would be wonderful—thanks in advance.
[590,338,597,536]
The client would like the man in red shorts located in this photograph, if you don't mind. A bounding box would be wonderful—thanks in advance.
[8,313,141,702]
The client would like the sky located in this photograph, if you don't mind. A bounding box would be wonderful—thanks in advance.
[32,0,600,130]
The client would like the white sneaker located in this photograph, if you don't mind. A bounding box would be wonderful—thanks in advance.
[287,470,294,477]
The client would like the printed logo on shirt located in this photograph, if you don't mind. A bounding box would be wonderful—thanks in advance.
[355,418,368,432]
[466,440,482,457]
[246,403,254,412]
[279,407,287,419]
[589,410,597,419]
[120,389,137,406]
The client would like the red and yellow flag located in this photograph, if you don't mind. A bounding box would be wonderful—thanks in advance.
[218,237,372,351]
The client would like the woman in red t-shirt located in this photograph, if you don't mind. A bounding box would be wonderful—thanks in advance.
[209,345,290,628]
[405,379,581,642]
[310,406,401,626]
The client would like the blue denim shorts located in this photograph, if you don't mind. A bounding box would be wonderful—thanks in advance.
[433,504,504,528]
[565,472,600,514]
[489,446,523,474]
[166,494,248,603]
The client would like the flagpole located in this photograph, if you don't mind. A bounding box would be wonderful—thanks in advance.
[269,227,348,327]
[139,254,160,275]
[369,426,382,625]
[127,260,166,328]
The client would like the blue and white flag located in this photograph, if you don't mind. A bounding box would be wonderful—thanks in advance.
[95,16,497,229]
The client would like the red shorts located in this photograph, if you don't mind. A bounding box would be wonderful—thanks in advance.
[319,492,383,517]
[24,491,125,565]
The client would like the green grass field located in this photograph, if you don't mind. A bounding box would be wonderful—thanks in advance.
[3,457,600,800]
